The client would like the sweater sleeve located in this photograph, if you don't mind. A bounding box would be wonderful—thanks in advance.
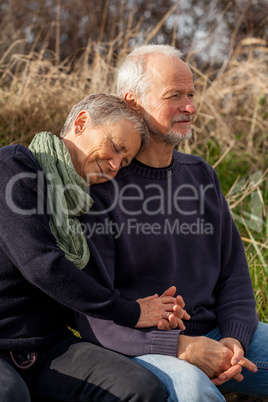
[77,181,180,357]
[0,147,140,327]
[77,314,180,357]
[211,168,259,351]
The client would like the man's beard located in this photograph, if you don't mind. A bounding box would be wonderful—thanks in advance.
[142,112,193,146]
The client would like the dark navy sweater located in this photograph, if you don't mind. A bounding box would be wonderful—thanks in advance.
[77,150,259,356]
[0,144,140,352]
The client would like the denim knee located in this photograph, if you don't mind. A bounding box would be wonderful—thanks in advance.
[133,355,225,402]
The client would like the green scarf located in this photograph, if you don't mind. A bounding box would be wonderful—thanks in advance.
[29,131,93,270]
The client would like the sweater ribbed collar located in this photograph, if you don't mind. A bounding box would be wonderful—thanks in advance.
[127,151,180,179]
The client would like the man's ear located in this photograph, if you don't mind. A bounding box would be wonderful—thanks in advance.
[74,110,90,134]
[124,92,141,112]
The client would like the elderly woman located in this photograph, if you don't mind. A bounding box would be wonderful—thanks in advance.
[0,94,183,402]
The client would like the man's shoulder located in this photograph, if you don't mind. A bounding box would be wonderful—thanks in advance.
[173,150,217,184]
[88,165,138,204]
[174,150,214,171]
[99,165,134,188]
[89,167,131,196]
[173,150,206,165]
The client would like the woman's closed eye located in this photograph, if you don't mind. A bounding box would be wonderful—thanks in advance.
[111,141,121,153]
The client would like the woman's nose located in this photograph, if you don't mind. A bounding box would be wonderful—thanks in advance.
[108,156,121,172]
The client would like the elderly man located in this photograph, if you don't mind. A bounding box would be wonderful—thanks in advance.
[77,46,268,401]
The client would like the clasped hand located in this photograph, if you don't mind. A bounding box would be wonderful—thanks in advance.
[136,286,190,331]
[212,337,257,385]
[177,335,257,385]
[136,288,257,385]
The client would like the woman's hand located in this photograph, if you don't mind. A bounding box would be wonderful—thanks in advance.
[157,287,190,330]
[135,286,190,330]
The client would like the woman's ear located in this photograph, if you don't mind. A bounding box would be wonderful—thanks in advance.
[74,110,91,134]
[124,92,141,112]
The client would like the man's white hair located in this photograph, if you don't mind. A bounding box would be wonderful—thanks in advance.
[117,45,183,100]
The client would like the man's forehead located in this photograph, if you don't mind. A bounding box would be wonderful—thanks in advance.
[146,53,185,65]
[147,55,192,77]
[146,60,194,91]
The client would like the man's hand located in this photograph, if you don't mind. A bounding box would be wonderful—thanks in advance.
[177,335,236,379]
[211,337,257,386]
[135,286,190,330]
[177,335,257,386]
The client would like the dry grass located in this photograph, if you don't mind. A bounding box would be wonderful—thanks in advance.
[0,14,267,321]
[1,23,267,154]
[186,38,268,163]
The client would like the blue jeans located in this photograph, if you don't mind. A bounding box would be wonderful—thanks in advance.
[0,337,167,402]
[132,322,268,402]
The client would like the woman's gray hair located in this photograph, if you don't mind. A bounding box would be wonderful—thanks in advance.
[117,45,183,100]
[60,93,149,150]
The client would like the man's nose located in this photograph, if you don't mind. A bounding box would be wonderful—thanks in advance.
[178,97,196,115]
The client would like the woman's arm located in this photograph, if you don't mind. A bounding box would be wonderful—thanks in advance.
[0,146,174,328]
